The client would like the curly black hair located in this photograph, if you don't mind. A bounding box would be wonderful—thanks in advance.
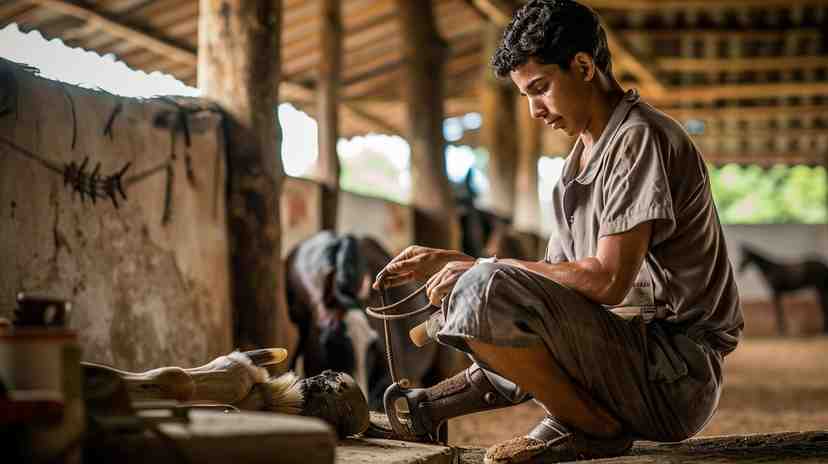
[491,0,612,78]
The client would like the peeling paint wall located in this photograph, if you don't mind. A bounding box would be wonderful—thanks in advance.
[0,59,232,371]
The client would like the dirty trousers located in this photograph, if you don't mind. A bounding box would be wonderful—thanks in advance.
[435,263,723,442]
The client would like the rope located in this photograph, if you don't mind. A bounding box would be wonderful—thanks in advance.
[365,270,440,386]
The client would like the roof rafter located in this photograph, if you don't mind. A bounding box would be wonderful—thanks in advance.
[25,0,314,106]
[26,0,196,65]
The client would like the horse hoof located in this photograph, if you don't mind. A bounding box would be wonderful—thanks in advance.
[299,370,370,438]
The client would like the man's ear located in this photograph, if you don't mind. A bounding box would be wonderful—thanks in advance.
[572,52,595,81]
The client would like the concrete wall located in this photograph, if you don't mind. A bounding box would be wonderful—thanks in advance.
[0,60,232,371]
[337,191,413,255]
[281,178,413,256]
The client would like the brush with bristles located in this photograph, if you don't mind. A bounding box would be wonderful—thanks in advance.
[184,348,288,404]
[85,348,288,404]
[236,370,370,438]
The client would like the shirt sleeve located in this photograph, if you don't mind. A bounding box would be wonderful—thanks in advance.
[543,232,568,264]
[599,124,676,246]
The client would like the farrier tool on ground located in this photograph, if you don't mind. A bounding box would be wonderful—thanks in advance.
[365,269,448,443]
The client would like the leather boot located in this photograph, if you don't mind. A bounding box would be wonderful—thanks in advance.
[377,364,527,442]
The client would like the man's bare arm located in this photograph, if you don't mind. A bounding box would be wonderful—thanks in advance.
[500,221,653,305]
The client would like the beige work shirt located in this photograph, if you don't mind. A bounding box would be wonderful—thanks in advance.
[545,89,743,355]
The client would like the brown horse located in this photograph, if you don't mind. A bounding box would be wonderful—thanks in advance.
[739,244,828,335]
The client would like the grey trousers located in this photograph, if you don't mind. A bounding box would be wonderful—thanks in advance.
[436,263,723,442]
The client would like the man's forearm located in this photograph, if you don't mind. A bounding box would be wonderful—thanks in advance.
[498,258,625,306]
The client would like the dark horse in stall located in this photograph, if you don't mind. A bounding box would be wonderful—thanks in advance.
[284,231,461,410]
[739,244,828,334]
[453,170,536,260]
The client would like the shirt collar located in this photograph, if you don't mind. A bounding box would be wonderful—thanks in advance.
[561,88,640,186]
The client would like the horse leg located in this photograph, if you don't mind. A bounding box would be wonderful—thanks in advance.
[818,286,828,334]
[773,294,787,336]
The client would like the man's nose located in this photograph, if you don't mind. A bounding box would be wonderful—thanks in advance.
[528,97,546,119]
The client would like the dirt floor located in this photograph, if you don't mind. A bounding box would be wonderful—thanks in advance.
[447,336,828,448]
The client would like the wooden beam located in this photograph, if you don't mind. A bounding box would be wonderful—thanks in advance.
[620,28,822,43]
[703,151,828,166]
[664,104,828,121]
[198,0,292,355]
[26,0,197,65]
[657,56,828,74]
[659,82,828,104]
[513,94,542,234]
[396,0,459,250]
[481,22,518,219]
[342,102,402,135]
[316,0,342,231]
[584,0,828,9]
[605,29,667,97]
[693,127,828,139]
[466,0,516,25]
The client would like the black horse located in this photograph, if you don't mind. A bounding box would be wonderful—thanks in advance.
[739,244,828,335]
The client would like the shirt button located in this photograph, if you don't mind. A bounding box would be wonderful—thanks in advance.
[568,215,575,225]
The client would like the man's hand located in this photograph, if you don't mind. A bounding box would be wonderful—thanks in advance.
[425,260,476,306]
[373,245,473,290]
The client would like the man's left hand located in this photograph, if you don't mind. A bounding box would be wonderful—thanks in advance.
[425,260,476,306]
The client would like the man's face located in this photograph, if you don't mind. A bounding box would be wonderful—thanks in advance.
[510,56,593,137]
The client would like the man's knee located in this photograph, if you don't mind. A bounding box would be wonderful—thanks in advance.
[452,262,502,297]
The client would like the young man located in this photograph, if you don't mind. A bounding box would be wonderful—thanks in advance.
[374,1,743,462]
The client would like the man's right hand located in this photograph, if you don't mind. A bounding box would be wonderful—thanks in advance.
[372,245,473,290]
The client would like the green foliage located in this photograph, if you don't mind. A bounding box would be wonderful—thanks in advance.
[709,164,827,224]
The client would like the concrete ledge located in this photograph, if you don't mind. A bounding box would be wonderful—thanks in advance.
[337,438,456,464]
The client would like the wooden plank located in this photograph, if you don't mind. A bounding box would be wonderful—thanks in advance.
[26,0,197,65]
[660,82,828,104]
[584,0,828,9]
[0,2,36,19]
[620,28,823,44]
[664,104,828,121]
[342,103,402,135]
[658,56,828,74]
[466,0,515,25]
[703,151,827,166]
[693,127,828,138]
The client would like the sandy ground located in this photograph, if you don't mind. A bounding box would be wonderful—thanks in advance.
[447,337,828,447]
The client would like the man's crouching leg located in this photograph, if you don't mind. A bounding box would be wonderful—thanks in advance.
[400,363,529,442]
[469,341,632,463]
[436,263,633,463]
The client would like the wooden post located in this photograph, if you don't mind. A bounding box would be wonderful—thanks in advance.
[396,0,459,250]
[317,0,342,231]
[198,0,293,354]
[481,21,518,218]
[513,95,541,234]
